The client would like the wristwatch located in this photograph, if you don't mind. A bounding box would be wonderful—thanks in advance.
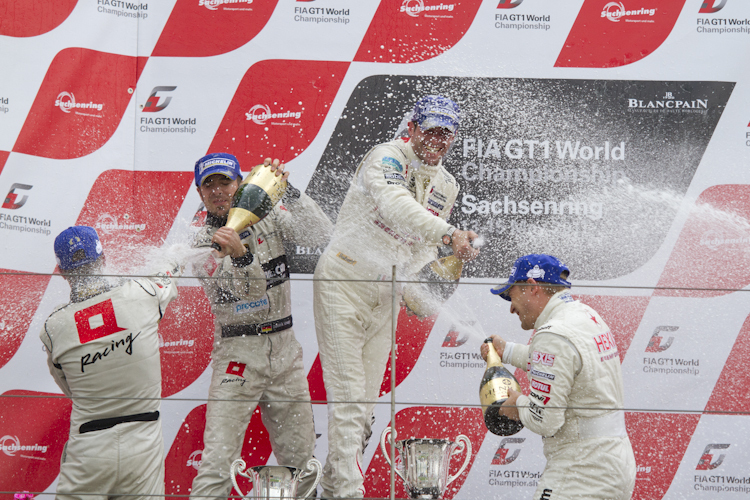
[442,226,456,246]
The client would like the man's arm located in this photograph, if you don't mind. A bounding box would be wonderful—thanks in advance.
[274,183,334,249]
[40,326,72,397]
[359,147,478,259]
[514,332,581,437]
[359,146,453,245]
[193,227,267,301]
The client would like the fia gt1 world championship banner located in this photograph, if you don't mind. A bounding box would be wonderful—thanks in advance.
[1,0,750,499]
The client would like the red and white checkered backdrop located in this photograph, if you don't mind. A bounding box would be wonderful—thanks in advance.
[2,0,750,498]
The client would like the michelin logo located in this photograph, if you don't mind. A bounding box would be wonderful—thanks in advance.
[199,158,234,174]
[235,296,270,314]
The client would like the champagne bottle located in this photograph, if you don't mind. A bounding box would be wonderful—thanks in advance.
[402,254,462,318]
[212,164,287,251]
[479,337,524,436]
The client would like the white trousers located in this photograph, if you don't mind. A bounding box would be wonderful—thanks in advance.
[56,419,164,500]
[190,328,317,499]
[313,254,395,499]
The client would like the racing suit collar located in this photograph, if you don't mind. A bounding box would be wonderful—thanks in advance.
[534,290,574,329]
[206,212,228,228]
[69,276,112,303]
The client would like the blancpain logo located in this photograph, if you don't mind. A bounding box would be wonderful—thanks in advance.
[400,0,455,18]
[246,104,302,125]
[601,2,656,22]
[627,93,708,110]
[95,213,146,233]
[55,92,104,114]
[199,0,252,10]
[1,435,49,457]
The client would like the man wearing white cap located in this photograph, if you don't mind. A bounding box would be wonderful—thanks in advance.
[481,254,636,500]
[313,95,480,498]
[41,225,181,499]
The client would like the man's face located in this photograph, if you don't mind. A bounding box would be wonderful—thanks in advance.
[408,121,455,166]
[197,174,239,217]
[507,281,540,331]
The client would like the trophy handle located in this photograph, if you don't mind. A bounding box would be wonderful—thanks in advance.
[446,434,472,486]
[296,458,323,499]
[379,426,407,483]
[230,458,253,500]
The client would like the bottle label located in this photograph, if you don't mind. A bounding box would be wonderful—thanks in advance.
[480,377,521,408]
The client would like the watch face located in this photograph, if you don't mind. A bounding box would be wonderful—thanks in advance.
[442,234,451,245]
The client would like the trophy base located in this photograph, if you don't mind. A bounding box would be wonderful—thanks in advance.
[406,486,442,499]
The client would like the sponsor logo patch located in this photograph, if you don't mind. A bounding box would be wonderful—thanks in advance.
[530,391,550,405]
[532,350,555,366]
[234,295,270,314]
[226,361,246,377]
[382,156,403,172]
[530,368,555,381]
[336,252,357,265]
[530,379,551,393]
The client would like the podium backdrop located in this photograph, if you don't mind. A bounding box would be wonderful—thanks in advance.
[2,0,750,498]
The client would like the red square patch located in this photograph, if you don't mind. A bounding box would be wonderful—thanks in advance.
[226,361,246,378]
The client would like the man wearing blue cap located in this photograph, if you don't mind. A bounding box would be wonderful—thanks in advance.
[41,226,181,500]
[313,95,480,498]
[482,254,636,500]
[190,153,332,499]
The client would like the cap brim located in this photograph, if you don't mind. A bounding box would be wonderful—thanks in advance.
[490,283,513,301]
[419,116,458,133]
[198,169,240,186]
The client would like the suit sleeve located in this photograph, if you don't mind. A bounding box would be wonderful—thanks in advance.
[357,145,451,245]
[192,227,267,302]
[517,332,581,437]
[149,261,183,316]
[274,183,334,249]
[39,326,72,397]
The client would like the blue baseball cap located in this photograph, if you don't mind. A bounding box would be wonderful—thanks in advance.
[411,95,460,134]
[194,153,243,187]
[54,226,104,270]
[491,254,571,301]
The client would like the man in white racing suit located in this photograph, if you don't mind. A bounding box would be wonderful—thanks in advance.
[313,95,479,498]
[482,254,636,500]
[190,153,332,499]
[41,225,180,500]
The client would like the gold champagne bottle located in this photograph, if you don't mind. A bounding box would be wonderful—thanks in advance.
[212,164,287,251]
[402,254,463,318]
[479,337,524,436]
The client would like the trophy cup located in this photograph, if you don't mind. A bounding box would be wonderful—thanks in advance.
[379,427,472,499]
[230,458,322,500]
[212,164,288,251]
[402,254,463,318]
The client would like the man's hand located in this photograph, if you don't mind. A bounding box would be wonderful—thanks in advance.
[264,157,290,182]
[451,229,480,261]
[499,389,521,421]
[212,227,246,259]
[480,334,507,361]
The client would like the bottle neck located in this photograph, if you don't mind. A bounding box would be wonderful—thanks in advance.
[485,341,503,368]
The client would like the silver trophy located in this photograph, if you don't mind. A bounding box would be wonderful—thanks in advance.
[230,458,322,500]
[379,426,472,499]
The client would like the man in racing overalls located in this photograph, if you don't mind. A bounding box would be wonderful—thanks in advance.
[482,254,636,500]
[190,153,332,499]
[313,96,479,498]
[41,225,181,500]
